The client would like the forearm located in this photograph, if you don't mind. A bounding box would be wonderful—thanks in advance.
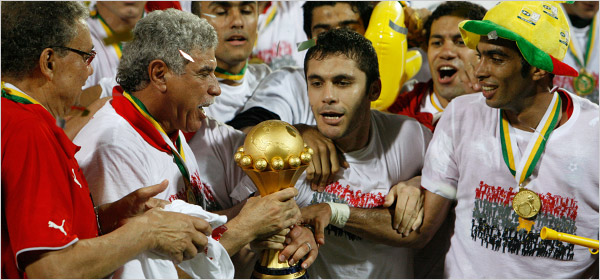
[342,191,452,248]
[219,218,256,256]
[25,222,151,278]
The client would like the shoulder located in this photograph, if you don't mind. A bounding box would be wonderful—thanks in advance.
[371,110,430,137]
[2,102,56,142]
[247,63,272,79]
[74,102,143,149]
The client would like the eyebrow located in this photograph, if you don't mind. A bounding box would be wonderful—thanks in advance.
[339,19,361,26]
[430,34,462,40]
[208,1,256,8]
[312,23,332,31]
[479,49,510,58]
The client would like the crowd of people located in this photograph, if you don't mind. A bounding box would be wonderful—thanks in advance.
[2,1,598,279]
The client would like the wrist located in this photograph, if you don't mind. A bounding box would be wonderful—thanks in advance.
[325,202,350,228]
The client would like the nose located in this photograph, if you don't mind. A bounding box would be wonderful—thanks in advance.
[87,62,94,77]
[209,77,221,97]
[439,41,458,60]
[322,84,338,104]
[474,57,489,82]
[230,8,244,28]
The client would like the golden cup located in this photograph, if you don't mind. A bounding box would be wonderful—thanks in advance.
[234,120,313,279]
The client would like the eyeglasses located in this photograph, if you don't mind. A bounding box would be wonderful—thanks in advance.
[51,46,96,65]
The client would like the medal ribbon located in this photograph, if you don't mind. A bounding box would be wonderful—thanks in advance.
[90,9,123,59]
[430,91,444,112]
[568,15,596,69]
[1,81,47,110]
[499,91,562,186]
[215,62,248,82]
[121,91,190,184]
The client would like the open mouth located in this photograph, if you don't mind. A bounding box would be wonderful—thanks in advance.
[437,66,458,83]
[480,84,498,99]
[226,35,247,45]
[322,112,343,120]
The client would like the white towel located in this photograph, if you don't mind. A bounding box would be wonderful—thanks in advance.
[114,200,234,279]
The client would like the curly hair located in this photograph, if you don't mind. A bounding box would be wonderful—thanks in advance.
[1,1,88,79]
[304,28,379,89]
[116,8,218,93]
[302,1,373,38]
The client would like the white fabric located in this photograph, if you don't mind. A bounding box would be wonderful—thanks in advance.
[233,110,432,278]
[84,14,120,90]
[421,92,599,278]
[188,117,250,209]
[74,101,224,277]
[204,63,271,123]
[240,66,315,125]
[131,200,233,279]
[554,12,599,103]
[252,1,308,70]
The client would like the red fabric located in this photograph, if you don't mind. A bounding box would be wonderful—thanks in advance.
[183,131,197,142]
[550,55,579,77]
[2,100,97,278]
[557,88,574,119]
[387,80,436,131]
[111,95,171,153]
[144,1,182,12]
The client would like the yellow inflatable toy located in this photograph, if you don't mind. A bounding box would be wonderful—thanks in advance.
[366,1,422,111]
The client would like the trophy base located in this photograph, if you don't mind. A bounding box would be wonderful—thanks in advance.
[251,262,308,279]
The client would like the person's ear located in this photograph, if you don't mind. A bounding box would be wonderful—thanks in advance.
[39,48,56,81]
[368,79,382,102]
[531,67,548,81]
[148,60,168,92]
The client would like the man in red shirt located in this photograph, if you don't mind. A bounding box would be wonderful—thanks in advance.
[388,1,486,131]
[1,2,211,278]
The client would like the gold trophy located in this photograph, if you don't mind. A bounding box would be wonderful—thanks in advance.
[234,120,313,279]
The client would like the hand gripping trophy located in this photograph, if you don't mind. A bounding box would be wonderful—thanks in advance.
[234,120,313,279]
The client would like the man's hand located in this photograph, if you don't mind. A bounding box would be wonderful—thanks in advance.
[383,176,424,236]
[456,52,482,93]
[300,203,332,246]
[130,208,212,264]
[249,228,291,252]
[295,124,348,192]
[279,225,318,269]
[235,188,301,239]
[97,180,171,234]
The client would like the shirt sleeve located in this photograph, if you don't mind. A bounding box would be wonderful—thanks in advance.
[2,119,81,269]
[420,101,460,200]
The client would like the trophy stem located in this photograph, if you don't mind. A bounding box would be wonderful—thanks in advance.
[251,249,308,279]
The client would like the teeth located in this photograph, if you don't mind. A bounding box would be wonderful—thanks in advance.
[324,116,340,119]
[482,86,496,91]
[439,66,455,71]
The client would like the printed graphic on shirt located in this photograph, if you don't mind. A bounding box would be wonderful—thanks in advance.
[48,219,67,236]
[311,181,386,242]
[471,181,577,261]
[169,171,221,211]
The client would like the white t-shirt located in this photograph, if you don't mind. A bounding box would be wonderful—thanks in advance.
[233,110,432,278]
[240,66,315,125]
[188,118,249,209]
[204,63,271,123]
[252,1,308,70]
[553,13,599,104]
[421,92,599,278]
[84,13,121,90]
[74,100,224,277]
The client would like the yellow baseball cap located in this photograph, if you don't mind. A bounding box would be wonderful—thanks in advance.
[459,1,578,77]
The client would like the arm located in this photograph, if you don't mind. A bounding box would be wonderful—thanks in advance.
[218,188,301,256]
[23,181,212,278]
[301,189,451,249]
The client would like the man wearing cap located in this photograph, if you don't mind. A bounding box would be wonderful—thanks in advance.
[407,1,598,277]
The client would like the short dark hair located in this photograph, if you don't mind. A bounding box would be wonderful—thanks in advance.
[424,1,487,42]
[1,1,88,79]
[302,1,373,38]
[304,28,379,89]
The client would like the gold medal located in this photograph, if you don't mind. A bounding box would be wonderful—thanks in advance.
[512,188,542,219]
[573,69,596,96]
